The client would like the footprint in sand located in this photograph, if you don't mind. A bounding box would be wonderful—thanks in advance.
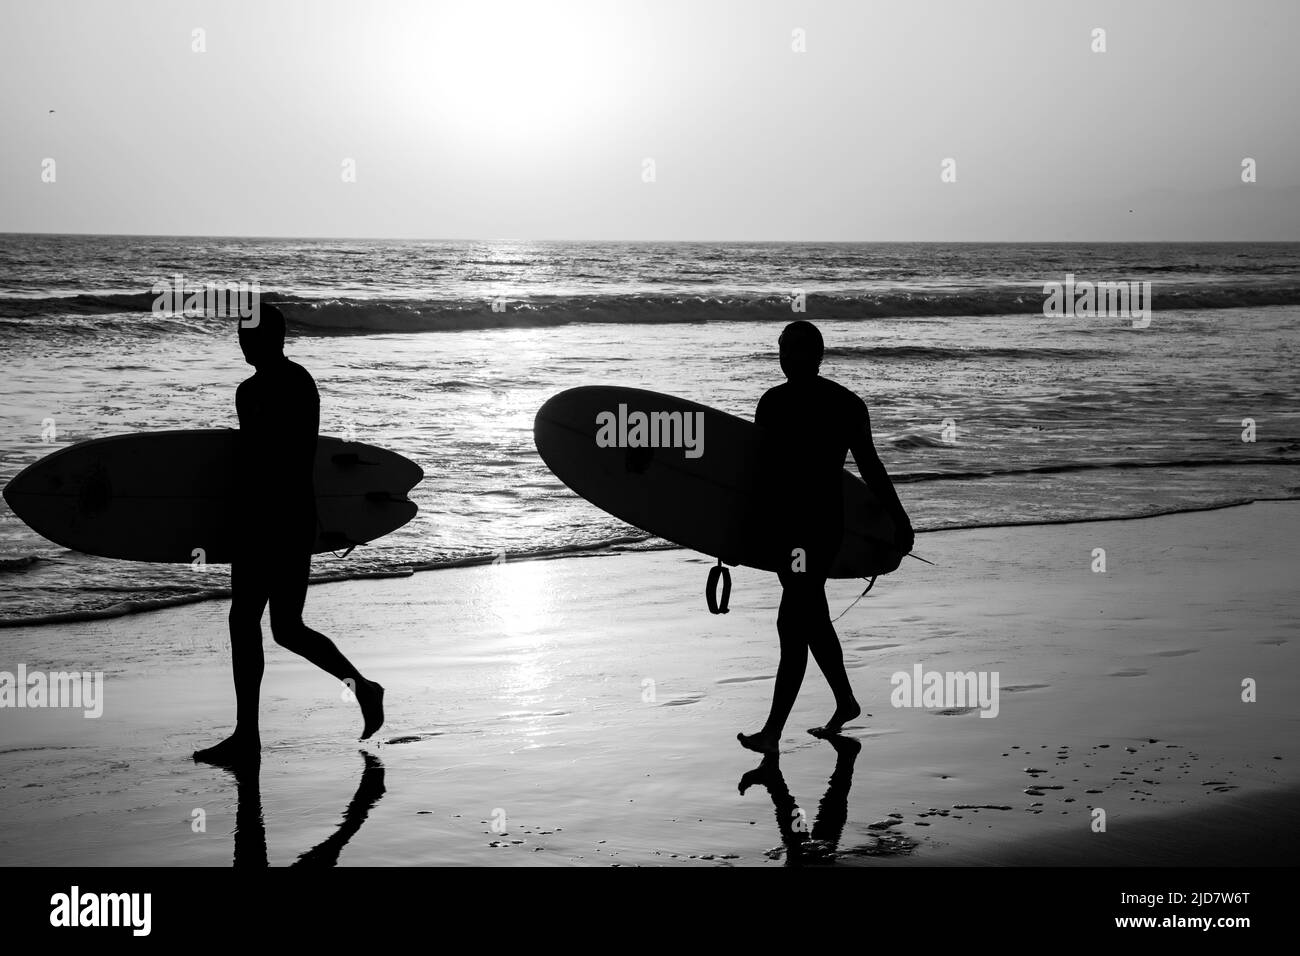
[1001,683,1051,694]
[661,694,705,707]
[930,706,979,716]
[715,674,774,684]
[853,643,901,652]
[1108,668,1148,677]
[386,732,444,745]
[1152,648,1199,658]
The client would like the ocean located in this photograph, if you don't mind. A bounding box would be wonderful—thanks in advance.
[2,236,1298,624]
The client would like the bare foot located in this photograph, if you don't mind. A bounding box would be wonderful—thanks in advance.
[194,732,261,768]
[356,680,385,741]
[737,730,780,755]
[808,701,861,738]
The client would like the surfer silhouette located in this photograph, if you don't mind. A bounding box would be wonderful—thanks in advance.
[738,320,913,755]
[194,304,384,767]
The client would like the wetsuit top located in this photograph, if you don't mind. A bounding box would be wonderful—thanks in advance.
[755,375,868,557]
[234,358,319,551]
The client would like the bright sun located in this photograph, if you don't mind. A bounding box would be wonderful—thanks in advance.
[380,2,618,145]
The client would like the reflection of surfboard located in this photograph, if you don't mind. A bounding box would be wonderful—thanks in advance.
[533,386,903,578]
[3,430,422,563]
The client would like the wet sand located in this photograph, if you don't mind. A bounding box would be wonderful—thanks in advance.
[0,500,1295,866]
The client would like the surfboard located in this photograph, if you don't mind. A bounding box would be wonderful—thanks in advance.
[533,386,903,578]
[2,430,422,563]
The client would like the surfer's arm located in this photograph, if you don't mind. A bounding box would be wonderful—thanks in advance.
[291,369,321,480]
[304,373,320,456]
[234,380,249,428]
[849,411,914,551]
[233,380,252,468]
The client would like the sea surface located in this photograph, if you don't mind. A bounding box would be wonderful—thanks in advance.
[2,237,1298,624]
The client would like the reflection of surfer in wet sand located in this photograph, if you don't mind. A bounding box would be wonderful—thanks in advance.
[739,320,913,755]
[228,751,387,867]
[194,305,384,767]
[739,735,862,865]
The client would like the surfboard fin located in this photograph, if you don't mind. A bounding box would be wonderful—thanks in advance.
[317,529,361,558]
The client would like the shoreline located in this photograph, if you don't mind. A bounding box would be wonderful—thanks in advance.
[4,493,1298,630]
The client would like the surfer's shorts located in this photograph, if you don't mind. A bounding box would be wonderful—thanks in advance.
[229,546,313,612]
[230,509,316,588]
[776,530,841,586]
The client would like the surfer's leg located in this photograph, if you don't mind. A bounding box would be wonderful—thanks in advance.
[267,550,385,740]
[807,614,861,736]
[739,571,811,754]
[805,547,861,737]
[195,559,269,765]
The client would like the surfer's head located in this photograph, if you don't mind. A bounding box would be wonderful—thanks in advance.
[237,303,287,367]
[778,320,823,380]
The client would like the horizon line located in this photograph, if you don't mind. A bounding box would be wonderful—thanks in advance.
[2,231,1298,244]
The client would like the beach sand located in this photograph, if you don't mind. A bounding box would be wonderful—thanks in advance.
[0,501,1296,866]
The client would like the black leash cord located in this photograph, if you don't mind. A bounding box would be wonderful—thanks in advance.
[832,575,877,623]
[706,559,732,614]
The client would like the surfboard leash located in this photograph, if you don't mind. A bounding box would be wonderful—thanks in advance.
[706,569,876,620]
[830,553,932,620]
[708,551,927,617]
[706,558,732,614]
[832,575,878,623]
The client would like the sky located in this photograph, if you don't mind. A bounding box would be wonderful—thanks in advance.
[1,0,1297,240]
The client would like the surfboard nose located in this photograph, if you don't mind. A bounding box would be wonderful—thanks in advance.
[4,459,46,509]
